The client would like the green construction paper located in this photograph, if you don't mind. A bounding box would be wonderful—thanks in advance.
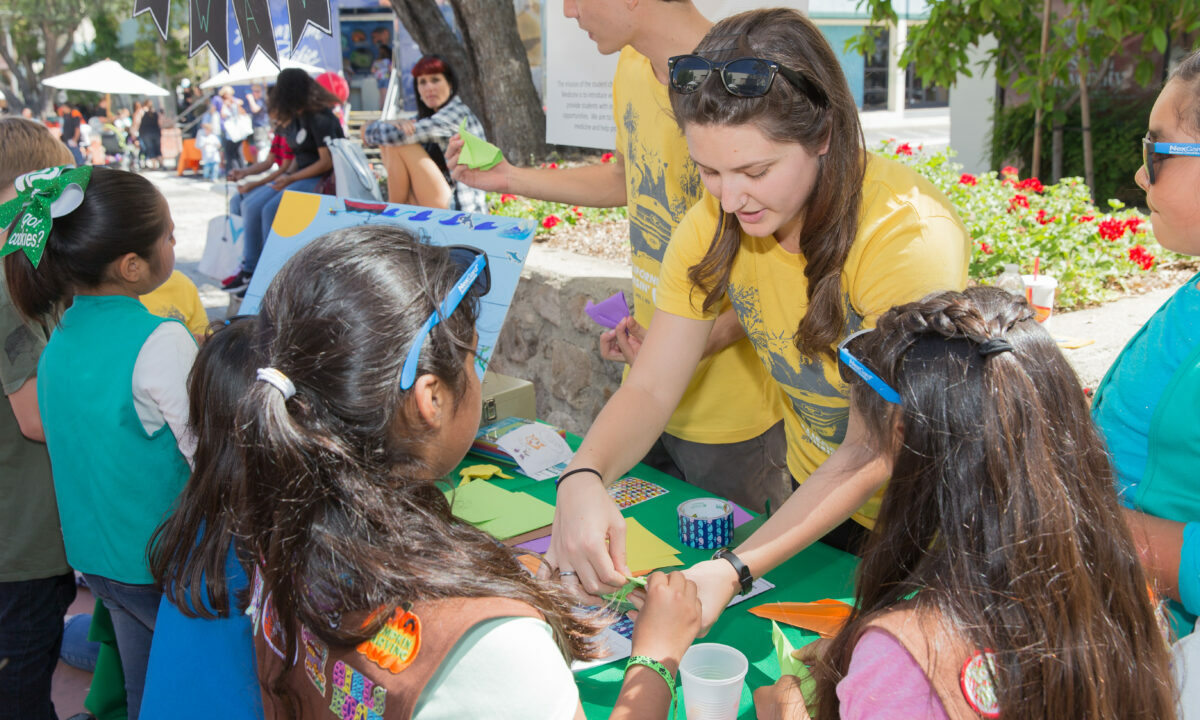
[602,575,648,613]
[476,492,555,539]
[443,479,508,524]
[773,620,818,710]
[457,117,505,171]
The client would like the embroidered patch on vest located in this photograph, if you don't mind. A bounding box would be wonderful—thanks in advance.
[356,607,421,673]
[960,650,1000,718]
[302,626,329,697]
[329,660,386,720]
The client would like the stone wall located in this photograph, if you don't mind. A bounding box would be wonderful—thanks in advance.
[489,246,632,434]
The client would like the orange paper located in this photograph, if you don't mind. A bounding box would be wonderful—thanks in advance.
[749,599,853,638]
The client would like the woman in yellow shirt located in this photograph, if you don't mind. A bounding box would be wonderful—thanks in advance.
[548,8,970,626]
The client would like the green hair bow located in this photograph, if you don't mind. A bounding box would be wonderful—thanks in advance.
[0,165,92,268]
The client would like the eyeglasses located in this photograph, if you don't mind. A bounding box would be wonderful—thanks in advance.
[1142,135,1200,184]
[667,55,828,107]
[836,329,901,405]
[399,246,491,390]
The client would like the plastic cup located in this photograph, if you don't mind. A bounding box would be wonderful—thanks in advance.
[679,643,749,719]
[1022,274,1058,323]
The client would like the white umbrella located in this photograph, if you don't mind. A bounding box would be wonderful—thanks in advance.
[200,56,323,89]
[43,59,170,96]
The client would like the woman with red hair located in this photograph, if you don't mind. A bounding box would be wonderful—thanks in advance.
[363,54,486,211]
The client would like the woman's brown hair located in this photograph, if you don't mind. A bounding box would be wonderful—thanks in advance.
[813,287,1176,718]
[233,227,600,718]
[669,8,866,360]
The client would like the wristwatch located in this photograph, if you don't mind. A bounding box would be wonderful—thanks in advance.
[712,547,754,596]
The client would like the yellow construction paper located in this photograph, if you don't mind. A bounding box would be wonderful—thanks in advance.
[457,117,505,170]
[624,518,682,574]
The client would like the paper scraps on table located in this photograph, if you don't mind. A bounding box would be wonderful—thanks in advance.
[749,599,854,638]
[457,464,513,486]
[724,577,775,608]
[584,291,632,329]
[1055,335,1095,350]
[457,118,505,170]
[495,422,574,481]
[772,621,819,707]
[572,608,635,672]
[443,480,554,540]
[607,477,668,509]
[624,518,683,575]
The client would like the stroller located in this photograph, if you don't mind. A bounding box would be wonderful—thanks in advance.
[99,124,133,170]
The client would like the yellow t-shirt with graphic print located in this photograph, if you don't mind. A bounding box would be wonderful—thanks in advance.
[657,154,970,526]
[613,46,783,444]
[140,270,209,338]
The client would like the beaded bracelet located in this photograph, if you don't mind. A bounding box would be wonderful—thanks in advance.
[555,466,602,489]
[625,655,676,718]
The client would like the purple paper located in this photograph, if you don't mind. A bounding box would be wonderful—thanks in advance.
[585,291,631,329]
[516,535,552,554]
[732,504,753,527]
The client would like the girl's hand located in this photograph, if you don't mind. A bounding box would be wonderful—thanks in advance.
[544,473,629,595]
[446,134,514,193]
[628,571,702,669]
[754,676,811,720]
[599,317,646,365]
[682,559,742,635]
[270,174,292,191]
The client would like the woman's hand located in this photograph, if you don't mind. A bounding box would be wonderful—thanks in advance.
[628,571,702,669]
[228,168,245,182]
[754,676,811,720]
[682,559,742,635]
[446,134,514,193]
[270,173,292,191]
[599,317,646,365]
[544,473,630,595]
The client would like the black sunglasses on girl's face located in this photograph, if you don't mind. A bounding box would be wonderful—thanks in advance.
[667,55,828,108]
[1142,135,1200,184]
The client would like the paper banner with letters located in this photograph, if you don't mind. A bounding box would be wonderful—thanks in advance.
[239,191,536,384]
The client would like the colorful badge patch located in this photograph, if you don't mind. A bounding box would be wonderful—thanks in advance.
[260,592,287,660]
[302,626,329,697]
[960,650,1000,718]
[356,607,421,673]
[329,660,386,720]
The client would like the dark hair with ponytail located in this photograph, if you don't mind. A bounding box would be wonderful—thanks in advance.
[149,315,257,619]
[813,287,1177,719]
[233,226,599,717]
[1169,47,1200,134]
[3,166,170,322]
[669,8,865,361]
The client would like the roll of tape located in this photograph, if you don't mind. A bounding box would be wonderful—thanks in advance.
[677,498,734,550]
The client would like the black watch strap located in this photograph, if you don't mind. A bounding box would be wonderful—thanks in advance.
[713,548,754,595]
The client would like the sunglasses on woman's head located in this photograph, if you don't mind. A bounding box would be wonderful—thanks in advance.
[1142,135,1200,184]
[667,55,828,108]
[399,245,490,391]
[836,329,901,405]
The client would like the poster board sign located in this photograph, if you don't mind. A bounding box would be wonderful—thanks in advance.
[239,191,536,381]
[544,0,810,149]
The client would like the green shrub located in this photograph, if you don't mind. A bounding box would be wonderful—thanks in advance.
[990,92,1154,207]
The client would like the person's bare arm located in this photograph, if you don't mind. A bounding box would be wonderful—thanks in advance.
[8,376,44,442]
[446,134,627,208]
[702,309,746,358]
[1123,507,1184,602]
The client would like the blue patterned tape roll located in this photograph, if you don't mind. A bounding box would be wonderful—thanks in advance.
[677,498,734,550]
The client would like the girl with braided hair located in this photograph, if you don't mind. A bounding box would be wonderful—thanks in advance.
[547,7,970,616]
[754,286,1177,720]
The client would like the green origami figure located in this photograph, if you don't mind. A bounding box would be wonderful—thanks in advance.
[457,118,505,171]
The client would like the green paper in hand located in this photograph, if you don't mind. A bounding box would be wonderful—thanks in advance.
[602,575,648,614]
[457,117,505,170]
[773,620,819,709]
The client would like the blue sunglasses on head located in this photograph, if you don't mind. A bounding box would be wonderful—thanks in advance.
[837,328,901,405]
[399,246,490,391]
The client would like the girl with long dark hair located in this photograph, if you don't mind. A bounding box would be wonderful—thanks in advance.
[236,226,701,719]
[548,8,969,609]
[752,287,1177,719]
[363,55,487,212]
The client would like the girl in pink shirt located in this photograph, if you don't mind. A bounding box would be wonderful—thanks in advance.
[756,287,1176,719]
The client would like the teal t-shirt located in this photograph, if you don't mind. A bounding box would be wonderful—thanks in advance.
[38,294,192,584]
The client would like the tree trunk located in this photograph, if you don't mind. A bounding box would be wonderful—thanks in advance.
[1031,0,1052,179]
[1078,54,1094,199]
[1051,122,1062,182]
[390,0,546,162]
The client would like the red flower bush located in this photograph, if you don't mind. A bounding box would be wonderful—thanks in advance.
[959,173,978,186]
[1129,244,1156,270]
[1001,166,1019,178]
[1008,194,1030,212]
[1077,215,1095,223]
[571,206,583,217]
[1124,217,1144,234]
[542,215,561,229]
[1015,177,1044,193]
[1036,209,1057,225]
[600,152,615,163]
[896,142,914,156]
[978,241,993,254]
[1098,217,1126,241]
[499,193,517,204]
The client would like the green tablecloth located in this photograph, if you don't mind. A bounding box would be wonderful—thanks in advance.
[457,433,859,719]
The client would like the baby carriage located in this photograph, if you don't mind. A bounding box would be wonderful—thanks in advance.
[99,124,133,170]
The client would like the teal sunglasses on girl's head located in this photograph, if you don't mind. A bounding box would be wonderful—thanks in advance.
[399,246,490,391]
[837,328,901,405]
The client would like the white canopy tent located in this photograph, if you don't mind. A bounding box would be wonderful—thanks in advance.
[200,56,323,89]
[43,59,170,96]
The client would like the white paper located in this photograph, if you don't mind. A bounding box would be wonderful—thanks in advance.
[724,577,775,607]
[496,424,574,480]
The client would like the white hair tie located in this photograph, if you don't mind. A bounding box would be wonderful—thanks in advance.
[256,367,296,400]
